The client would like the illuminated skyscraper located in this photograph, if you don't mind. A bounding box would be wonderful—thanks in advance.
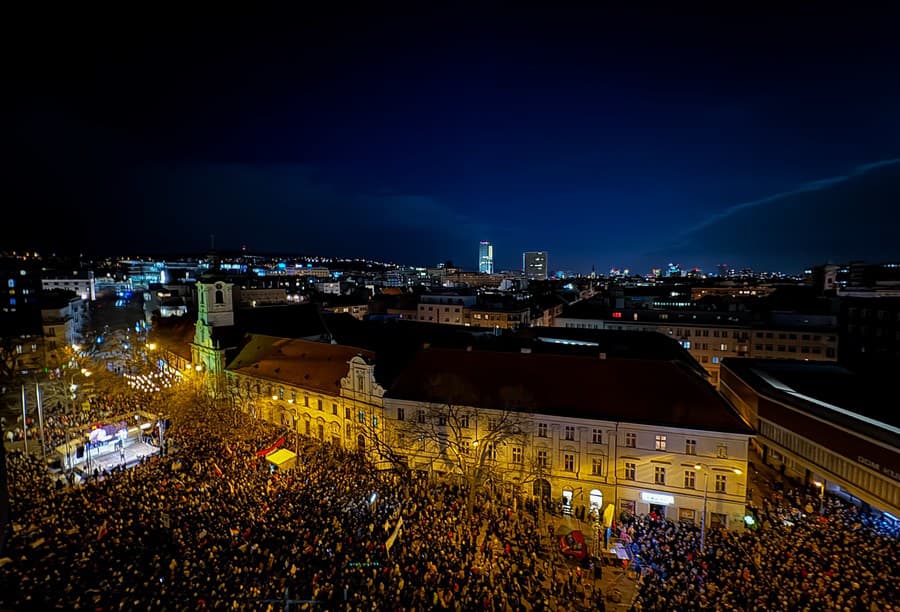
[523,251,548,279]
[478,240,494,274]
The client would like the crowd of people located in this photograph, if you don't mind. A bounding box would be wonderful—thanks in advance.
[4,386,899,611]
[624,483,899,610]
[3,390,147,449]
[1,403,607,611]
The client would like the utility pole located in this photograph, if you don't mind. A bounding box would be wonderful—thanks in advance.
[21,385,28,456]
[35,383,47,463]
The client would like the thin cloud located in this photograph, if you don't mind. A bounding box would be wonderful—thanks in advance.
[677,157,900,240]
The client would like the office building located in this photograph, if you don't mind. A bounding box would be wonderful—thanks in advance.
[524,251,548,280]
[478,241,494,274]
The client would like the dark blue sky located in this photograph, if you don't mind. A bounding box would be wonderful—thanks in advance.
[6,4,900,274]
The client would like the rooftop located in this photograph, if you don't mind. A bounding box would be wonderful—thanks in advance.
[226,334,374,396]
[388,348,752,434]
[721,358,900,447]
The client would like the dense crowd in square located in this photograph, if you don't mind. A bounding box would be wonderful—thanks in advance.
[3,391,898,610]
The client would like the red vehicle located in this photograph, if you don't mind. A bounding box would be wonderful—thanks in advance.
[558,529,589,561]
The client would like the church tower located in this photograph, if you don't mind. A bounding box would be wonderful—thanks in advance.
[191,277,235,375]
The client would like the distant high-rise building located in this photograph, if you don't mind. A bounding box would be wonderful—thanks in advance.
[718,263,729,278]
[478,241,494,274]
[666,262,682,278]
[651,268,662,278]
[524,251,548,279]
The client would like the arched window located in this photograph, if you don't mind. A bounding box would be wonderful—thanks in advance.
[215,290,224,304]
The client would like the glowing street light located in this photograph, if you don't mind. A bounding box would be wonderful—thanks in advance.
[694,463,743,553]
[814,480,826,515]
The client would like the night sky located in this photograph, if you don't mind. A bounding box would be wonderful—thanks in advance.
[6,5,900,274]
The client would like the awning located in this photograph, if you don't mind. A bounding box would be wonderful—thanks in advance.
[265,448,297,469]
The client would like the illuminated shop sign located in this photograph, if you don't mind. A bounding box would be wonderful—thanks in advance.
[641,492,675,505]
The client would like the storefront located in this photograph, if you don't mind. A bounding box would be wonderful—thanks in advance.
[640,491,675,519]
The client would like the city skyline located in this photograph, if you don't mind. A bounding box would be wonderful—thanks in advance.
[5,5,900,274]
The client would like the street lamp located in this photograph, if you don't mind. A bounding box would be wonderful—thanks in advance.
[695,463,742,554]
[814,480,826,515]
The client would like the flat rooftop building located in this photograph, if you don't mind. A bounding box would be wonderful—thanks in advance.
[720,358,900,519]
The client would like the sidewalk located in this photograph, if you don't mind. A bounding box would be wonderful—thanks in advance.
[747,445,790,510]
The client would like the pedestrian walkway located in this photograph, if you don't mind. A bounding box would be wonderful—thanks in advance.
[747,445,794,511]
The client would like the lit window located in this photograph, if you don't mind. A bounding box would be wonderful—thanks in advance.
[717,444,727,458]
[655,435,667,451]
[358,410,365,424]
[625,432,636,448]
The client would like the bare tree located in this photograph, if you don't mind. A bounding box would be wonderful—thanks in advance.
[393,373,534,516]
[355,410,414,479]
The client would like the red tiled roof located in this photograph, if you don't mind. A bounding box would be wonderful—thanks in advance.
[227,334,375,395]
[387,348,752,433]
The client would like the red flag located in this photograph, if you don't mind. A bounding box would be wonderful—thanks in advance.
[256,436,286,457]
